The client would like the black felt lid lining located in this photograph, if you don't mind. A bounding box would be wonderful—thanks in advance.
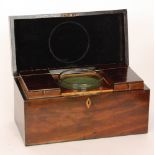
[12,10,128,73]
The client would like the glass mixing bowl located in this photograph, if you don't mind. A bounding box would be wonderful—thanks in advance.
[59,68,102,91]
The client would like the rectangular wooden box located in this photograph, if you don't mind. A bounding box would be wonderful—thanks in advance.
[10,9,150,146]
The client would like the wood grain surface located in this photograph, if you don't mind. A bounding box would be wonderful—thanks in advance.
[14,66,150,145]
[25,88,149,145]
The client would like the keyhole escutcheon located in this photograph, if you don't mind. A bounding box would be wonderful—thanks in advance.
[86,97,92,109]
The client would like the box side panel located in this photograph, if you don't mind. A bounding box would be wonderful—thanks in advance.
[14,79,25,143]
[25,89,149,145]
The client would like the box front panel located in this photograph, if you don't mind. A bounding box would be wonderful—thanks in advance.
[25,89,149,145]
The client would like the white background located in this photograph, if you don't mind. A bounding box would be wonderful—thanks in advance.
[0,0,154,155]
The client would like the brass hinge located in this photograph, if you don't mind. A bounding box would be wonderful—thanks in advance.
[62,13,79,17]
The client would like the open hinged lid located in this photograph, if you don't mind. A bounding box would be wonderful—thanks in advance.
[10,9,128,75]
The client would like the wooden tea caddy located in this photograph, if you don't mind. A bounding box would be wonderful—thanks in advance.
[10,9,150,146]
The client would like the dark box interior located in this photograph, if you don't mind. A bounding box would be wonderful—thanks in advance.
[12,10,128,73]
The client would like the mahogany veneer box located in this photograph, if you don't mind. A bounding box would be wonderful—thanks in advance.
[10,9,150,146]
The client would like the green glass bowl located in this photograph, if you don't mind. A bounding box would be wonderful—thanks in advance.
[59,68,101,91]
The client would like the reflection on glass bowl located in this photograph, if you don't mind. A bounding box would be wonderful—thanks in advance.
[59,68,102,91]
